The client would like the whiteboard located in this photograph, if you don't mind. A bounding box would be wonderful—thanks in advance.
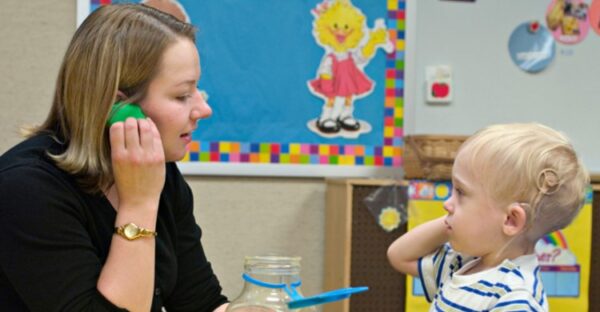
[404,0,600,174]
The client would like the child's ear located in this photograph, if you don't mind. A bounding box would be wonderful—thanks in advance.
[503,203,527,236]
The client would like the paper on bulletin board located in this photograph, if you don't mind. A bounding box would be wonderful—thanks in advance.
[404,180,592,312]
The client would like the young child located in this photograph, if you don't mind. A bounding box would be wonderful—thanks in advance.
[387,123,589,311]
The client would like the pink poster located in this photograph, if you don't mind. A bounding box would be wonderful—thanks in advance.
[590,0,600,36]
[545,0,590,44]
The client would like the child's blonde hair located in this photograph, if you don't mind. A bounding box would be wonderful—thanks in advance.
[458,123,589,240]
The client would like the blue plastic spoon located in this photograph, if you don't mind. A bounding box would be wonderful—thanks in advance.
[285,285,369,309]
[241,273,368,310]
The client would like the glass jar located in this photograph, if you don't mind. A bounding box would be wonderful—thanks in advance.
[225,256,317,312]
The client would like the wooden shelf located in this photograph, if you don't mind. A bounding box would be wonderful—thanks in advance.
[324,179,406,312]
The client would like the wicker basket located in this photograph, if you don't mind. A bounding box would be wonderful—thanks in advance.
[403,135,469,180]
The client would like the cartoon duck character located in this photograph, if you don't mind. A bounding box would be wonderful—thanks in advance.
[308,0,393,135]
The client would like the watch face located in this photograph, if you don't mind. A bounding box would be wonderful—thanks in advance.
[123,223,139,239]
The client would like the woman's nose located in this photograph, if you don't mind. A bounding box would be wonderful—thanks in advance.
[191,89,212,120]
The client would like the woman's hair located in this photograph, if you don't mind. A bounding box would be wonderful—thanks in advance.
[30,4,196,193]
[458,123,589,240]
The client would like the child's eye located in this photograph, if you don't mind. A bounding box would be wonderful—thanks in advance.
[344,24,348,30]
[333,23,338,29]
[453,187,464,196]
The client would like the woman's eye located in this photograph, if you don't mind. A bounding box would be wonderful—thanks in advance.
[176,95,190,102]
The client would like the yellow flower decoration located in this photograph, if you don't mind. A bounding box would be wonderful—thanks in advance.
[378,207,401,232]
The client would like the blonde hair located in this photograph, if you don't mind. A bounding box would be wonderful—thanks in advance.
[29,4,196,193]
[458,123,589,240]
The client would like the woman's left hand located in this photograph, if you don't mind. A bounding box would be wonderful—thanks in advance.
[109,117,166,212]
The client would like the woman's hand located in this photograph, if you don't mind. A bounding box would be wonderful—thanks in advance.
[109,117,165,212]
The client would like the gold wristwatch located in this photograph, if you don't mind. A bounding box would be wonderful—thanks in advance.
[114,223,157,241]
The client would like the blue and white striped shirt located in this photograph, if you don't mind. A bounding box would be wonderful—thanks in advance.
[418,244,548,312]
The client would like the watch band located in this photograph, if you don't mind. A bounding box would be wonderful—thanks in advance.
[115,223,157,241]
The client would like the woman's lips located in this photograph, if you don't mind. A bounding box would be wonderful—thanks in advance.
[180,133,191,144]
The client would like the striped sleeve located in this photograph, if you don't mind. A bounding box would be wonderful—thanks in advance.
[418,243,464,303]
[490,289,545,312]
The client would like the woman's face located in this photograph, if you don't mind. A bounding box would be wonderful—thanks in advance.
[139,38,211,162]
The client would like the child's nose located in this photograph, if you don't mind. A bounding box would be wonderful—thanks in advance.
[443,198,453,213]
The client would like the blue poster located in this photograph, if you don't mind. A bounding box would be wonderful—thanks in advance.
[79,0,405,176]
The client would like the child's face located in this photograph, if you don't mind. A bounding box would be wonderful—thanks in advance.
[442,153,507,257]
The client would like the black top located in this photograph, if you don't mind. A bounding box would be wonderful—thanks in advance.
[0,134,228,311]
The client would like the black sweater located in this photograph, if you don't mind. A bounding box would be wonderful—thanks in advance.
[0,134,228,311]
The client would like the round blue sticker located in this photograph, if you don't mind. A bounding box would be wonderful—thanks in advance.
[508,21,556,73]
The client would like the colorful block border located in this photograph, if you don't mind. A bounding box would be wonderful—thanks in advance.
[408,180,452,201]
[408,182,594,203]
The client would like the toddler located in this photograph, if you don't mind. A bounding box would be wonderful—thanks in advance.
[388,123,589,311]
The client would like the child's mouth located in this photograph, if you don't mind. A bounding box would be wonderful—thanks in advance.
[444,219,452,230]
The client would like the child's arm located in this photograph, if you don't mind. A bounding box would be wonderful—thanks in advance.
[387,216,449,277]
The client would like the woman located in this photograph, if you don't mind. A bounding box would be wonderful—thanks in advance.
[0,4,228,312]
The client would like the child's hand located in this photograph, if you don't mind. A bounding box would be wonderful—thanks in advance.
[109,117,165,212]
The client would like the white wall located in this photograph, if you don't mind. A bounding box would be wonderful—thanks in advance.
[190,176,325,299]
[405,0,600,173]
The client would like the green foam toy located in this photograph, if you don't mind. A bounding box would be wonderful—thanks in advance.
[107,101,146,126]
